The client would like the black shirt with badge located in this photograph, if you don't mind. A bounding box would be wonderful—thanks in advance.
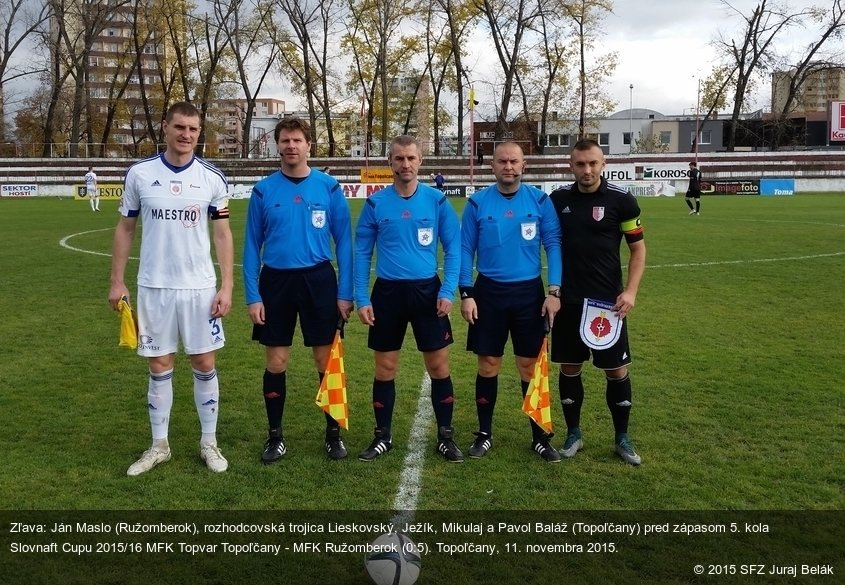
[550,177,642,305]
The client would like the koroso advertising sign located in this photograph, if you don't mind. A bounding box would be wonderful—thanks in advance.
[829,101,845,142]
[641,164,690,180]
[1,184,38,197]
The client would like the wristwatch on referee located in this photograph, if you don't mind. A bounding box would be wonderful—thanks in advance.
[547,288,561,298]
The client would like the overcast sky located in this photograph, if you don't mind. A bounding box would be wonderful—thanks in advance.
[592,0,837,115]
[462,0,839,119]
[5,0,838,128]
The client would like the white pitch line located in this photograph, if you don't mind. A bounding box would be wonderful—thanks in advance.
[59,228,120,259]
[646,251,845,269]
[391,372,433,528]
[58,228,246,267]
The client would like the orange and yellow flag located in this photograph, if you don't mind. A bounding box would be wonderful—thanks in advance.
[315,330,349,429]
[522,337,553,433]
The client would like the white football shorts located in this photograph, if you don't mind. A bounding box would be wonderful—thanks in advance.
[136,286,225,357]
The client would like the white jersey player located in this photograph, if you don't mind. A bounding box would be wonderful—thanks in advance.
[108,102,234,477]
[84,167,99,211]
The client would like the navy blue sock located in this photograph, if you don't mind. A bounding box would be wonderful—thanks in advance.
[372,379,395,434]
[475,374,497,435]
[606,374,633,437]
[263,370,286,430]
[559,370,584,431]
[430,376,455,429]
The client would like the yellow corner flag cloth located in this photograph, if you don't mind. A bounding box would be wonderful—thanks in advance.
[315,330,349,429]
[117,297,138,349]
[522,337,553,433]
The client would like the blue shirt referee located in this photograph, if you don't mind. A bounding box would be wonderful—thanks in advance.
[354,135,463,463]
[459,141,563,462]
[243,117,354,463]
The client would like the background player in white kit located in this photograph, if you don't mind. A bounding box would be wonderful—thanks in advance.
[84,166,99,212]
[108,102,234,476]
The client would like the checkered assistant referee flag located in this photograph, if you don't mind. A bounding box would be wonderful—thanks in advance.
[315,326,349,430]
[522,337,553,433]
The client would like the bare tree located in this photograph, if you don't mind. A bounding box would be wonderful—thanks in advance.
[54,0,129,156]
[769,0,845,149]
[223,0,280,157]
[716,0,814,151]
[0,0,50,142]
[432,0,478,155]
[130,0,178,155]
[526,0,574,153]
[563,0,616,139]
[343,0,420,156]
[421,4,449,154]
[474,0,540,137]
[177,1,236,156]
[692,65,736,152]
[277,0,345,155]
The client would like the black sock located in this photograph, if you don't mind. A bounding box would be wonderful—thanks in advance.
[372,379,395,434]
[686,198,694,210]
[263,370,287,430]
[521,379,546,441]
[430,376,454,430]
[558,370,584,431]
[606,374,633,437]
[695,200,701,212]
[475,374,498,435]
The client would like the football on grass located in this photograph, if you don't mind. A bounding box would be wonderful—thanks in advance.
[364,532,421,585]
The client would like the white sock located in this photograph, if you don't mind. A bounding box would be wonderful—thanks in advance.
[193,368,220,436]
[148,369,174,442]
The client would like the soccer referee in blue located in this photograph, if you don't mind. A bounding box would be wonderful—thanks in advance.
[459,141,563,461]
[354,135,463,463]
[243,117,354,463]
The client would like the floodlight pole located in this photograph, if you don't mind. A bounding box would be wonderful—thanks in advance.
[628,84,634,154]
[468,85,475,187]
[694,78,701,165]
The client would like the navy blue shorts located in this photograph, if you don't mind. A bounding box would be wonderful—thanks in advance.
[550,302,632,369]
[466,274,545,358]
[252,261,338,347]
[368,276,453,352]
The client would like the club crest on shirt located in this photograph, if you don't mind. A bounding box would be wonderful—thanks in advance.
[311,209,326,228]
[579,298,622,350]
[170,181,182,196]
[592,206,605,221]
[417,227,433,246]
[521,222,537,240]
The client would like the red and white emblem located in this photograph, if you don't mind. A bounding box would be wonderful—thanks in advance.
[579,298,622,350]
[170,181,182,196]
[592,206,605,221]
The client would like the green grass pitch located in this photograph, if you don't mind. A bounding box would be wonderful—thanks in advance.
[0,193,842,512]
